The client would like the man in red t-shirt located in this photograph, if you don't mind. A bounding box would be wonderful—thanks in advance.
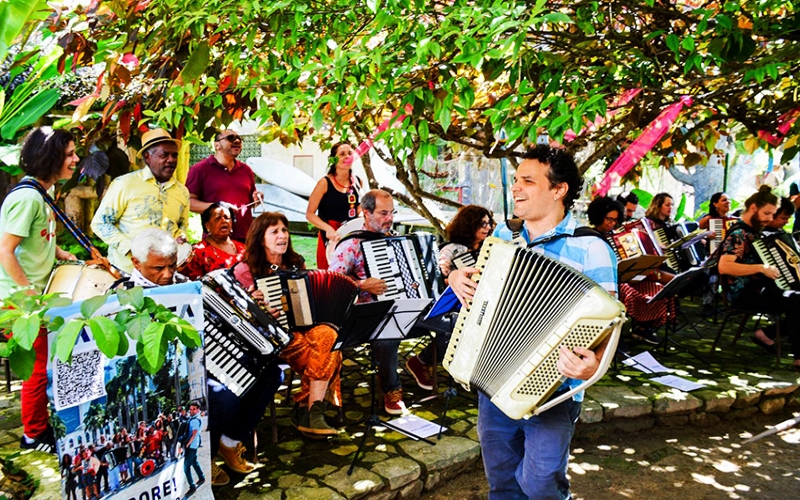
[186,130,263,241]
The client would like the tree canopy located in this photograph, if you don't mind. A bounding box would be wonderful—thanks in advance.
[6,0,800,221]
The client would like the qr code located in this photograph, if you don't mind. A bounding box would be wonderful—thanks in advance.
[53,349,107,411]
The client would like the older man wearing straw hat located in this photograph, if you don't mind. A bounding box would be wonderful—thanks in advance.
[91,128,190,273]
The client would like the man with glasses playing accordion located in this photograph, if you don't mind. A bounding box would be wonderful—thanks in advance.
[449,145,618,500]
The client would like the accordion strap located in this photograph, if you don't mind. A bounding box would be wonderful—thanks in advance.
[526,226,611,249]
[335,229,386,249]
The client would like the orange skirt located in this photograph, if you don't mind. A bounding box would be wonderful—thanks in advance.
[280,324,342,406]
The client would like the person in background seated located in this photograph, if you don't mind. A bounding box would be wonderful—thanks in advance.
[644,192,674,230]
[616,191,639,222]
[763,197,794,235]
[329,190,409,415]
[180,203,245,280]
[113,228,186,289]
[406,204,495,392]
[0,127,79,454]
[718,186,800,369]
[698,192,733,229]
[586,197,623,235]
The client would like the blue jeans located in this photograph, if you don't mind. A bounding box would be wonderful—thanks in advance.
[208,362,283,457]
[478,392,580,500]
[183,447,204,487]
[372,340,401,392]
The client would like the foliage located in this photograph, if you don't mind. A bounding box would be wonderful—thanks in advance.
[0,286,201,380]
[27,0,800,226]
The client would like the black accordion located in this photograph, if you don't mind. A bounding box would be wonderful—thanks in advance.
[754,232,800,291]
[362,234,438,300]
[202,269,293,396]
[452,249,479,270]
[256,269,360,331]
[654,222,707,272]
[443,237,626,419]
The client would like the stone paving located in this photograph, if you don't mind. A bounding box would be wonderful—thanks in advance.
[1,298,798,499]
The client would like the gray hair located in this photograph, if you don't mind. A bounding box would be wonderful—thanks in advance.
[130,228,178,262]
[361,189,391,213]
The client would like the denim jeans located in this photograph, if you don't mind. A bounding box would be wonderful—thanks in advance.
[207,362,283,457]
[478,392,580,500]
[183,447,204,487]
[372,340,401,393]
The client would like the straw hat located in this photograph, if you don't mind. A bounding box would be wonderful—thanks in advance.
[137,128,181,158]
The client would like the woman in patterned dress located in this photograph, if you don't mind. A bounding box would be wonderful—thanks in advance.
[180,203,245,280]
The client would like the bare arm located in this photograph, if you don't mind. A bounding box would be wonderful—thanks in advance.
[189,194,212,214]
[0,233,33,292]
[718,254,779,279]
[305,178,338,242]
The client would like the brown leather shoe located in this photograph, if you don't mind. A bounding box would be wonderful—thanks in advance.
[218,441,254,474]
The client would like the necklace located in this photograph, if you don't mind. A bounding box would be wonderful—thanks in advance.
[331,174,358,218]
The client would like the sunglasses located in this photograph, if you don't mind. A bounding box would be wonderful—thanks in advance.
[216,133,242,143]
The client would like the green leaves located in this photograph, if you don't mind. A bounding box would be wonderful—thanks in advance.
[0,0,49,61]
[179,41,210,84]
[56,320,85,364]
[80,293,108,319]
[11,314,40,351]
[88,316,120,358]
[0,88,59,140]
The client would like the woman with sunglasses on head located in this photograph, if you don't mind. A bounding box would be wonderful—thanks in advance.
[186,129,264,242]
[0,127,79,453]
[306,142,364,269]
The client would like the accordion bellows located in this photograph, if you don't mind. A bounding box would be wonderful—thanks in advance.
[444,237,626,420]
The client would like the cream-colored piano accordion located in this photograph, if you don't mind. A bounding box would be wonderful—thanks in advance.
[443,237,626,419]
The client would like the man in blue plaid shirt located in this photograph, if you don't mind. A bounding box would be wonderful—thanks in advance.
[449,144,617,500]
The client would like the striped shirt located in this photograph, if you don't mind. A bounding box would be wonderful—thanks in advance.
[494,213,618,400]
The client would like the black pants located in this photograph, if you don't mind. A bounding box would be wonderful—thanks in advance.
[733,283,799,357]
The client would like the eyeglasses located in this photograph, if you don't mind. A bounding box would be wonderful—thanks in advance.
[216,133,242,143]
[480,221,494,228]
[604,216,620,224]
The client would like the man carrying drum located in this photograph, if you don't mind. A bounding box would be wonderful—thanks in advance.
[0,127,80,453]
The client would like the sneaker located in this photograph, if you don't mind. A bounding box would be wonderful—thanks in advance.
[384,388,407,415]
[296,401,337,438]
[185,485,197,497]
[211,462,230,486]
[20,426,55,454]
[406,355,434,391]
[218,441,254,474]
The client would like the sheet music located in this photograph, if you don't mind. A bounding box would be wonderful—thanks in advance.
[650,374,706,392]
[622,351,670,374]
[386,415,447,439]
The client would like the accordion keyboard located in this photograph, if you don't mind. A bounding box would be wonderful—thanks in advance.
[257,275,290,330]
[204,309,261,396]
[363,238,429,300]
[444,237,626,419]
[654,228,681,272]
[754,236,800,291]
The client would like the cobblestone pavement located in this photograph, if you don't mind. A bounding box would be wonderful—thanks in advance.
[2,299,799,499]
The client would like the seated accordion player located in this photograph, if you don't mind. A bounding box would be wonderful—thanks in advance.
[202,269,293,396]
[255,269,360,331]
[753,232,800,291]
[443,237,626,420]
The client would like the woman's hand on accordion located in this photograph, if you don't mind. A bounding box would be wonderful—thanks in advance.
[557,336,610,380]
[448,268,479,306]
[248,286,282,319]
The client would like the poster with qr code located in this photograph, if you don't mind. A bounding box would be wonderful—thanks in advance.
[47,282,213,500]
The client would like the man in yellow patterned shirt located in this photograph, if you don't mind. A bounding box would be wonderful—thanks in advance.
[91,129,190,273]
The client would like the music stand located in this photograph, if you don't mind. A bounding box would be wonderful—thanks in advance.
[646,267,707,363]
[618,255,667,283]
[343,300,436,475]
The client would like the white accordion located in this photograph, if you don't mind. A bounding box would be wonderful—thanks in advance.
[443,237,626,419]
